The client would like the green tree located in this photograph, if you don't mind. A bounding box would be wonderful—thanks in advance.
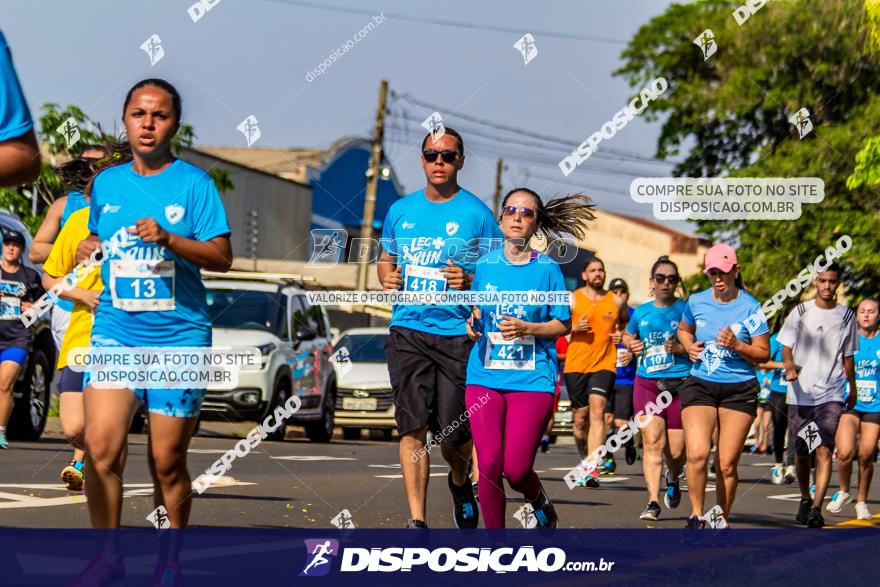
[615,0,880,303]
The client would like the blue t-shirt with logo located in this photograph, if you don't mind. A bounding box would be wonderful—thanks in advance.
[768,332,788,393]
[627,299,691,379]
[682,288,768,383]
[466,248,570,392]
[845,334,880,413]
[381,188,502,336]
[0,30,33,142]
[56,192,91,313]
[615,306,636,385]
[88,160,231,347]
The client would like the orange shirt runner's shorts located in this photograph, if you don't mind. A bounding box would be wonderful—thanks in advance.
[564,290,619,374]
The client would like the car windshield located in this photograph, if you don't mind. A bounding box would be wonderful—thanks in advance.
[206,288,284,336]
[333,334,389,363]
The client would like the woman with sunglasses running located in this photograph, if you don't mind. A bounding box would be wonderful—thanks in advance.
[465,188,594,529]
[623,256,688,521]
[677,244,769,538]
[69,78,231,586]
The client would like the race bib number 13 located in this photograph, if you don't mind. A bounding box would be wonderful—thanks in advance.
[404,265,447,293]
[110,259,175,311]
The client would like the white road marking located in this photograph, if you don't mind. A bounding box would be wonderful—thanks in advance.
[0,479,256,509]
[767,493,829,502]
[374,473,449,479]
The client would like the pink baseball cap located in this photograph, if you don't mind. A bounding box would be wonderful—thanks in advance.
[703,243,738,273]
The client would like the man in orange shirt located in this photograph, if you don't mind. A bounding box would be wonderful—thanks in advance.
[564,257,628,487]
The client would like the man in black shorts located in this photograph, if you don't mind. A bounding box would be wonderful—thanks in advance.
[379,128,502,528]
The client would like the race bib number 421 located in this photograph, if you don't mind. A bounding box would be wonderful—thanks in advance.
[110,259,176,311]
[484,332,536,370]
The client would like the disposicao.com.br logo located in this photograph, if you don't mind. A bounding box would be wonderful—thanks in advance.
[299,540,614,574]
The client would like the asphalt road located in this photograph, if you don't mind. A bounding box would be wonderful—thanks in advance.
[2,422,878,529]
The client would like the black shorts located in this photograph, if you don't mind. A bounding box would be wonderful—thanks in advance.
[56,367,84,393]
[788,402,845,455]
[679,376,759,417]
[564,370,615,410]
[607,384,634,420]
[846,408,880,425]
[385,326,473,446]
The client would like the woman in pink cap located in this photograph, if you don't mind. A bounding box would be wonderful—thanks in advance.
[676,243,770,540]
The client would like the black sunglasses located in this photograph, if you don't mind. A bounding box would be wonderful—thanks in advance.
[653,274,679,284]
[422,149,459,163]
[501,206,536,219]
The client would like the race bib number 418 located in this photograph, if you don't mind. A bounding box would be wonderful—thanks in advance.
[404,265,447,292]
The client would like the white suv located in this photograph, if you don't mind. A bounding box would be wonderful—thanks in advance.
[201,272,336,442]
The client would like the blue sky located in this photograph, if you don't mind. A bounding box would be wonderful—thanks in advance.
[3,0,694,231]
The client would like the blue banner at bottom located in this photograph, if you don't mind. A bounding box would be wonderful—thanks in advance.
[2,528,878,586]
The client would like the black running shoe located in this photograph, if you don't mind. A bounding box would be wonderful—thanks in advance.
[639,501,661,521]
[406,519,428,529]
[795,498,812,525]
[472,482,479,503]
[625,441,637,465]
[807,506,825,528]
[449,472,479,529]
[528,486,558,529]
[664,477,682,509]
[540,438,550,453]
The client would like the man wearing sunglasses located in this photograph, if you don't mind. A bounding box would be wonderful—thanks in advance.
[378,128,502,529]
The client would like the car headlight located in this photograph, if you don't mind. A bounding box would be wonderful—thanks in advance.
[258,343,277,356]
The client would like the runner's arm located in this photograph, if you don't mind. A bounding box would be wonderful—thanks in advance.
[525,318,570,339]
[758,360,784,370]
[723,331,770,364]
[164,234,232,272]
[781,345,798,381]
[29,197,67,263]
[42,273,94,305]
[0,132,40,187]
[377,250,402,290]
[844,354,857,409]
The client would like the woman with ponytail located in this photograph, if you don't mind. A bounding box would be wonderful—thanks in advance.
[464,188,594,528]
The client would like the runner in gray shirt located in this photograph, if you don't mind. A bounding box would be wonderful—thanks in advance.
[778,263,858,528]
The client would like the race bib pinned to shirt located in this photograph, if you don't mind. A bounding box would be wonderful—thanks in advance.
[644,344,673,373]
[404,264,447,293]
[110,259,176,311]
[0,296,20,320]
[484,332,535,370]
[856,380,877,403]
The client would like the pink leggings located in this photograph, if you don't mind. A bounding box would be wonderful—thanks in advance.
[466,384,554,529]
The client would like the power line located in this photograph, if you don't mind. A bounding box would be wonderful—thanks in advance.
[265,0,628,45]
[392,90,675,166]
[389,109,670,173]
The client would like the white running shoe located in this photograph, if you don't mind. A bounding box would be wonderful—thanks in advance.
[856,502,872,520]
[771,464,784,485]
[782,465,796,485]
[826,490,852,513]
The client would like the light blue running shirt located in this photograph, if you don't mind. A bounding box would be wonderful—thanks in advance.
[466,248,570,392]
[626,299,691,379]
[381,188,502,336]
[845,333,880,413]
[0,30,33,142]
[88,159,231,347]
[682,288,768,383]
[768,332,788,394]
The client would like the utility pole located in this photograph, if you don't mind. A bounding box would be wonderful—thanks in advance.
[492,157,504,216]
[356,79,388,293]
[246,209,259,271]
